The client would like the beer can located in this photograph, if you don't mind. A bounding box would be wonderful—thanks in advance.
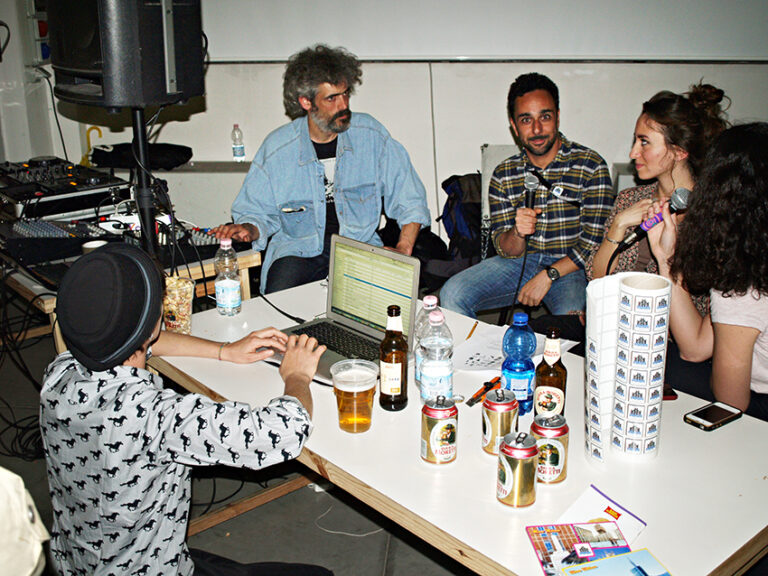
[497,432,538,507]
[530,414,569,484]
[421,396,458,464]
[482,388,519,455]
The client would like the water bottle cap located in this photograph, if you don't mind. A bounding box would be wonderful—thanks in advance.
[428,310,444,325]
[512,312,529,326]
[423,295,438,309]
[233,123,239,128]
[220,238,232,248]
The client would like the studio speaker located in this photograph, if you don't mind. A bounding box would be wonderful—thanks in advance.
[48,0,205,109]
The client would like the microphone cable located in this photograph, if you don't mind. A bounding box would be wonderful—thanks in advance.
[505,172,540,325]
[605,242,626,277]
[259,293,305,325]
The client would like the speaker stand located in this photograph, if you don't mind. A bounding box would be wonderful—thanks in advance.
[131,108,159,258]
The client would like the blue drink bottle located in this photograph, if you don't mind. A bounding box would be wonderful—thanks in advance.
[501,312,537,415]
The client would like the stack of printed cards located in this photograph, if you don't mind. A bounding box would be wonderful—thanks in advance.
[610,274,670,457]
[584,273,671,461]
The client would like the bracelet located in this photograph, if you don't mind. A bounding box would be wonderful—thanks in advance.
[218,342,229,361]
[604,236,622,245]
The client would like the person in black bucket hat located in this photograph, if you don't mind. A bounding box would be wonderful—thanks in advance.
[40,243,332,575]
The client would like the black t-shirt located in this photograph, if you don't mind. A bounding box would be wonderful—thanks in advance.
[312,139,339,238]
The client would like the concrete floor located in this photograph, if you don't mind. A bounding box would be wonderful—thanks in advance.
[0,290,476,576]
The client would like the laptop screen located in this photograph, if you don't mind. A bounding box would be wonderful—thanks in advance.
[327,236,419,343]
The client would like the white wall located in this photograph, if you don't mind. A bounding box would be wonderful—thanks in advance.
[45,61,768,234]
[201,0,768,61]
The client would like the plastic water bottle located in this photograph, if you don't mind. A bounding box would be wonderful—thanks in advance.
[413,295,439,389]
[419,310,453,403]
[501,312,537,415]
[231,123,245,162]
[214,238,241,315]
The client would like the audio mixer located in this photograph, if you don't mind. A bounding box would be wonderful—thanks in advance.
[0,219,122,265]
[0,156,130,218]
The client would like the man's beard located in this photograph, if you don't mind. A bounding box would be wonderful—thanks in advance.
[522,134,556,157]
[311,108,352,134]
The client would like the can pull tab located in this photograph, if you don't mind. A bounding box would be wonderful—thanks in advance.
[436,395,446,407]
[543,415,559,427]
[494,389,505,402]
[515,432,528,445]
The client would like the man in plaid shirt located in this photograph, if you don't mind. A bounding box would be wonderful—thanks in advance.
[441,73,614,318]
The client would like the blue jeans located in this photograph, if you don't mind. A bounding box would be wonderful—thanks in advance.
[439,254,586,319]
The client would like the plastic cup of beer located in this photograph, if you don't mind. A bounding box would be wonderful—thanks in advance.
[331,359,378,433]
[163,275,195,334]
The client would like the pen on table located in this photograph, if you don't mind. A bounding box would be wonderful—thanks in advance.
[465,321,478,341]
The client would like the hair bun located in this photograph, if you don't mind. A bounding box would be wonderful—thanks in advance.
[688,82,726,114]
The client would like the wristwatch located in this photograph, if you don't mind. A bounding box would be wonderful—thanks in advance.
[546,266,560,282]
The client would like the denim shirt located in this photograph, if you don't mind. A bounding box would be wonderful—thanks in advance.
[232,113,430,291]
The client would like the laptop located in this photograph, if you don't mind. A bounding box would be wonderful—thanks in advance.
[283,234,421,384]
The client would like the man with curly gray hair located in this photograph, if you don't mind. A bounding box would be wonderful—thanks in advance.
[213,44,430,294]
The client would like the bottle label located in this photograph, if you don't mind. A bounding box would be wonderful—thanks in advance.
[414,350,423,385]
[232,144,246,161]
[420,360,452,402]
[386,316,404,333]
[215,278,241,312]
[503,370,534,403]
[534,386,565,416]
[543,339,561,366]
[380,361,402,395]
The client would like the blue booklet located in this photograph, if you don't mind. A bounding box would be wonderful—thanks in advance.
[560,549,672,575]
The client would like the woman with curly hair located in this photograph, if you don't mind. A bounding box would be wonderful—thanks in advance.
[584,82,729,394]
[650,123,768,420]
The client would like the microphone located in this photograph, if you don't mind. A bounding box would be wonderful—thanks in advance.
[619,187,690,248]
[523,173,539,209]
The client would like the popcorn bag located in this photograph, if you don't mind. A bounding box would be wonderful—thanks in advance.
[163,276,195,334]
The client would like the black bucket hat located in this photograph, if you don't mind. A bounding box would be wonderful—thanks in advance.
[56,243,163,371]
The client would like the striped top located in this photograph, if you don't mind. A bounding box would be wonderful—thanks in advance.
[489,134,614,269]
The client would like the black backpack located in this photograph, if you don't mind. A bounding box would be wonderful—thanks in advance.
[425,173,497,282]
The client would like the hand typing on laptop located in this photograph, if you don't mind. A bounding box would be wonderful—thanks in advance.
[279,334,327,417]
[218,328,289,363]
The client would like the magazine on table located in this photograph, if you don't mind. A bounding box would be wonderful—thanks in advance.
[558,484,647,543]
[526,521,631,576]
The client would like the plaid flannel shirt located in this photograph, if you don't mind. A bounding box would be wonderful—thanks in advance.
[490,134,614,269]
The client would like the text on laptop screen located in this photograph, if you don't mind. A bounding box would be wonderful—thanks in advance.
[330,242,416,337]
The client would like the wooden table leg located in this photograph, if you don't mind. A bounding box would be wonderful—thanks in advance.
[187,472,318,536]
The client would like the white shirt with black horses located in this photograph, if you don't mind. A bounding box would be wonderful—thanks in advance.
[40,352,312,576]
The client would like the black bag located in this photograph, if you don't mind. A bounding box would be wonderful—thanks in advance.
[91,143,193,171]
[425,173,497,282]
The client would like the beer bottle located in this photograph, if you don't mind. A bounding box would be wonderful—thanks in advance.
[379,305,408,411]
[534,327,567,417]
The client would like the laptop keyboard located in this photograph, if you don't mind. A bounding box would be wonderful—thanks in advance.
[293,322,380,362]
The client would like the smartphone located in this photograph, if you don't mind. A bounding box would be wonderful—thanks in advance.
[684,401,742,431]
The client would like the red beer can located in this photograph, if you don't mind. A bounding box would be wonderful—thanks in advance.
[421,396,458,464]
[530,414,569,484]
[482,388,519,455]
[497,432,538,507]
